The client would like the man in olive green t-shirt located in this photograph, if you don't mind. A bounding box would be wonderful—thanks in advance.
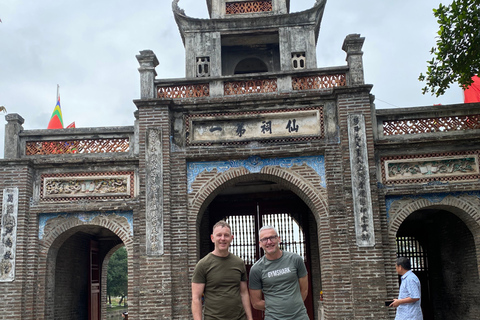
[192,220,253,320]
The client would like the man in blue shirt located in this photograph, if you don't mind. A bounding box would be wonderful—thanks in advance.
[390,257,423,320]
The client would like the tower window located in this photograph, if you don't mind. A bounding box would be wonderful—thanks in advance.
[292,52,306,70]
[196,57,210,77]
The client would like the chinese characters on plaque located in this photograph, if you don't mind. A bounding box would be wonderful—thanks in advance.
[190,109,322,144]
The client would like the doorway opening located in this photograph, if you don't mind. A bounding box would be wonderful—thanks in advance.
[199,186,319,320]
[106,245,128,318]
[46,226,125,320]
[396,208,480,320]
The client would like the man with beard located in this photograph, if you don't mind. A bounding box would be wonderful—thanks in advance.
[249,226,309,320]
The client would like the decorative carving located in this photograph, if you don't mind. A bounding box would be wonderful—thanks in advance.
[145,129,164,256]
[292,53,306,70]
[187,155,326,193]
[381,152,480,184]
[172,0,185,15]
[40,172,134,202]
[224,79,277,95]
[1,188,18,282]
[196,57,210,78]
[38,211,133,240]
[226,0,272,14]
[348,114,375,247]
[385,191,480,221]
[25,138,130,155]
[382,114,480,136]
[157,84,210,98]
[292,74,346,90]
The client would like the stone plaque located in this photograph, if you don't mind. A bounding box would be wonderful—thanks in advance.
[348,114,375,247]
[1,188,18,282]
[145,129,164,256]
[43,175,131,199]
[188,109,322,144]
[385,155,479,182]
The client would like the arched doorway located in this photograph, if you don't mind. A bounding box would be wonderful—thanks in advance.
[396,208,480,320]
[234,57,269,74]
[45,225,124,320]
[197,180,319,320]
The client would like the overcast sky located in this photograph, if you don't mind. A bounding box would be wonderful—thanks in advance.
[0,0,460,158]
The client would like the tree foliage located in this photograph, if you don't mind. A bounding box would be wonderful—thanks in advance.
[107,246,128,299]
[419,0,480,96]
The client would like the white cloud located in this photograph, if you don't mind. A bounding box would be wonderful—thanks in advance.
[0,0,460,158]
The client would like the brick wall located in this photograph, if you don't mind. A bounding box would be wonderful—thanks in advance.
[0,162,33,319]
[2,90,480,320]
[135,103,175,319]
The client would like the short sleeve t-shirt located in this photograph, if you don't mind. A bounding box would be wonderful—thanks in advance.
[249,251,308,320]
[192,252,248,320]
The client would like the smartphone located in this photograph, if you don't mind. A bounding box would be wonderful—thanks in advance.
[385,300,394,306]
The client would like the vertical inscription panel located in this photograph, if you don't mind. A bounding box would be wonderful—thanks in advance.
[1,188,18,282]
[145,129,164,256]
[348,114,375,247]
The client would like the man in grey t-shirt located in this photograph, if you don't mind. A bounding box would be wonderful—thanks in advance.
[249,226,309,320]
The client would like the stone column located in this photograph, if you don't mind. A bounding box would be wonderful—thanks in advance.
[4,113,24,159]
[136,50,159,99]
[342,34,365,86]
[133,110,140,156]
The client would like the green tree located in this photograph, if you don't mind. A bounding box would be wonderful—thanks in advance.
[107,246,128,305]
[419,0,480,96]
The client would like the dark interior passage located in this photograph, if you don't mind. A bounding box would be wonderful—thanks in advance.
[199,186,320,320]
[397,209,480,320]
[51,226,123,320]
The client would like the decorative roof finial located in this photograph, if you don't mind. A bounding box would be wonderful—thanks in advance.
[172,0,186,16]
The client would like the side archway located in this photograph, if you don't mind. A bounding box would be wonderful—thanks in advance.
[387,195,480,269]
[38,212,133,319]
[386,195,480,319]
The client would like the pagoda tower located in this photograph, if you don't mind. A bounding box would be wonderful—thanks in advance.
[173,0,324,78]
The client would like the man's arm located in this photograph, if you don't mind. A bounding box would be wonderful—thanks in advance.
[249,288,265,311]
[240,281,253,320]
[298,275,308,301]
[391,297,419,308]
[191,282,205,320]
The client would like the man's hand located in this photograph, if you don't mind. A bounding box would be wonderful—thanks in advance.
[391,297,419,308]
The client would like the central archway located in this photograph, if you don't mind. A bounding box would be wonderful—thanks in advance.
[189,167,329,320]
[204,188,316,320]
